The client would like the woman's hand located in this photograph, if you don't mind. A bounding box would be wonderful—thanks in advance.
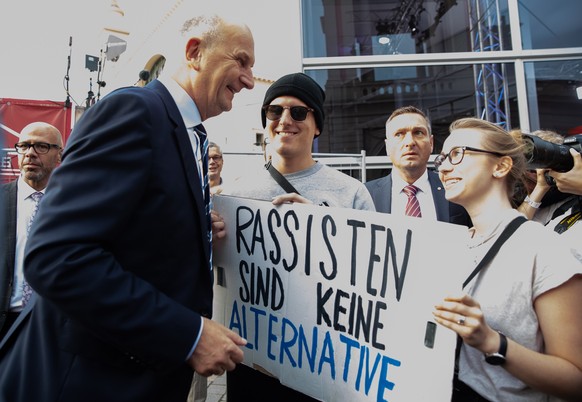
[433,293,500,355]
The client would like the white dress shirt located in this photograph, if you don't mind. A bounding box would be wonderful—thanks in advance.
[11,177,45,310]
[390,170,437,220]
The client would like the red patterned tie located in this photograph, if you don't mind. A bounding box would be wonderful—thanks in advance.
[403,185,422,217]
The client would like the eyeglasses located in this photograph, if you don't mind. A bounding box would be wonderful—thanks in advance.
[263,105,314,122]
[209,155,223,162]
[434,146,504,169]
[15,142,61,155]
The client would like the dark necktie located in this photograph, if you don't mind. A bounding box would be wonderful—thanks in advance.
[194,124,212,272]
[22,191,43,306]
[403,185,422,217]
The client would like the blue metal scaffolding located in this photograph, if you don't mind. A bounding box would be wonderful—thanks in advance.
[469,0,511,128]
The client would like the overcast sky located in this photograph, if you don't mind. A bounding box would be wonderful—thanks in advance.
[1,0,302,104]
[1,0,304,180]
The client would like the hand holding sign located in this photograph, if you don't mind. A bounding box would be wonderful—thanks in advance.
[188,318,247,377]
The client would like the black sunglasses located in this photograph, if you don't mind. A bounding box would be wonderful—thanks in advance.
[263,105,314,122]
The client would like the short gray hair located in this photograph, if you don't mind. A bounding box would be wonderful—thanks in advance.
[180,15,224,47]
[208,141,222,154]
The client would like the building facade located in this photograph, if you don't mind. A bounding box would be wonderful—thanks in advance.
[4,1,580,184]
[299,0,582,180]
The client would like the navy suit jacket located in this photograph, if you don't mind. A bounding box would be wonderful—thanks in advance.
[365,170,471,226]
[0,180,17,334]
[0,80,212,402]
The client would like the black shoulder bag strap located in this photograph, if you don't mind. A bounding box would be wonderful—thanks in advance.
[463,215,527,289]
[551,196,582,234]
[454,215,528,387]
[265,160,301,194]
[265,160,329,206]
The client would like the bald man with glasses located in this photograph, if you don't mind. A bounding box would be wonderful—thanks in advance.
[1,122,63,339]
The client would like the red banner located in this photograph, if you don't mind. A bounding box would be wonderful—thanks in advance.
[1,98,72,183]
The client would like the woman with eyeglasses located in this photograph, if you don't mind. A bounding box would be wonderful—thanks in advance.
[432,118,582,401]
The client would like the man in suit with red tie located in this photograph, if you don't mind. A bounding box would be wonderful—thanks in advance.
[0,122,63,340]
[0,14,255,402]
[365,106,470,226]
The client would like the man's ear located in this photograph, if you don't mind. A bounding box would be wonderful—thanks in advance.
[185,37,203,70]
[384,138,390,155]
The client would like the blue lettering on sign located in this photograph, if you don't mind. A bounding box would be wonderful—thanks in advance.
[229,302,401,401]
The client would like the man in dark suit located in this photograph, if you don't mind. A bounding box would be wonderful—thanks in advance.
[0,14,255,402]
[0,122,63,340]
[365,106,470,226]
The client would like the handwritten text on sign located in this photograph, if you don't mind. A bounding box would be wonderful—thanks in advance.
[212,195,470,402]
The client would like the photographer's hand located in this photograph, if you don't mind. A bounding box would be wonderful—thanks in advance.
[517,168,552,219]
[549,148,582,196]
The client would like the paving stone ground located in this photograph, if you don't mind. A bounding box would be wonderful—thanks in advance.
[206,374,227,402]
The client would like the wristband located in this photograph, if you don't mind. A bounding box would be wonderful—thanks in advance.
[524,195,541,209]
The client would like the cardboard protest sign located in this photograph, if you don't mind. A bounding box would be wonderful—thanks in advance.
[212,195,471,402]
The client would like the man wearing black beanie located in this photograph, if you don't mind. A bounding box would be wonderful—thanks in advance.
[224,73,375,401]
[261,72,326,135]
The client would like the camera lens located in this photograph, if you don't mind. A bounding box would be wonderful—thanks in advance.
[522,134,574,172]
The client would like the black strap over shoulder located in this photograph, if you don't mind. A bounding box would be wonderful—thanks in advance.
[549,195,582,222]
[551,196,582,234]
[265,160,301,195]
[463,216,527,289]
[265,161,329,206]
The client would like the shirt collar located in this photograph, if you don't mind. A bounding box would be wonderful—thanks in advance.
[17,176,44,202]
[158,76,202,129]
[393,169,431,194]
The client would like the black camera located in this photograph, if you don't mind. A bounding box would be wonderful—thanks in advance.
[522,133,582,172]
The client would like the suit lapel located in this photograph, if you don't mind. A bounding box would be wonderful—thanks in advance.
[8,183,17,266]
[428,171,449,222]
[148,80,210,263]
[0,293,36,352]
[383,175,393,213]
[3,181,17,283]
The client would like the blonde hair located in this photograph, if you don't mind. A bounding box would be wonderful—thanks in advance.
[532,129,564,145]
[449,118,527,204]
